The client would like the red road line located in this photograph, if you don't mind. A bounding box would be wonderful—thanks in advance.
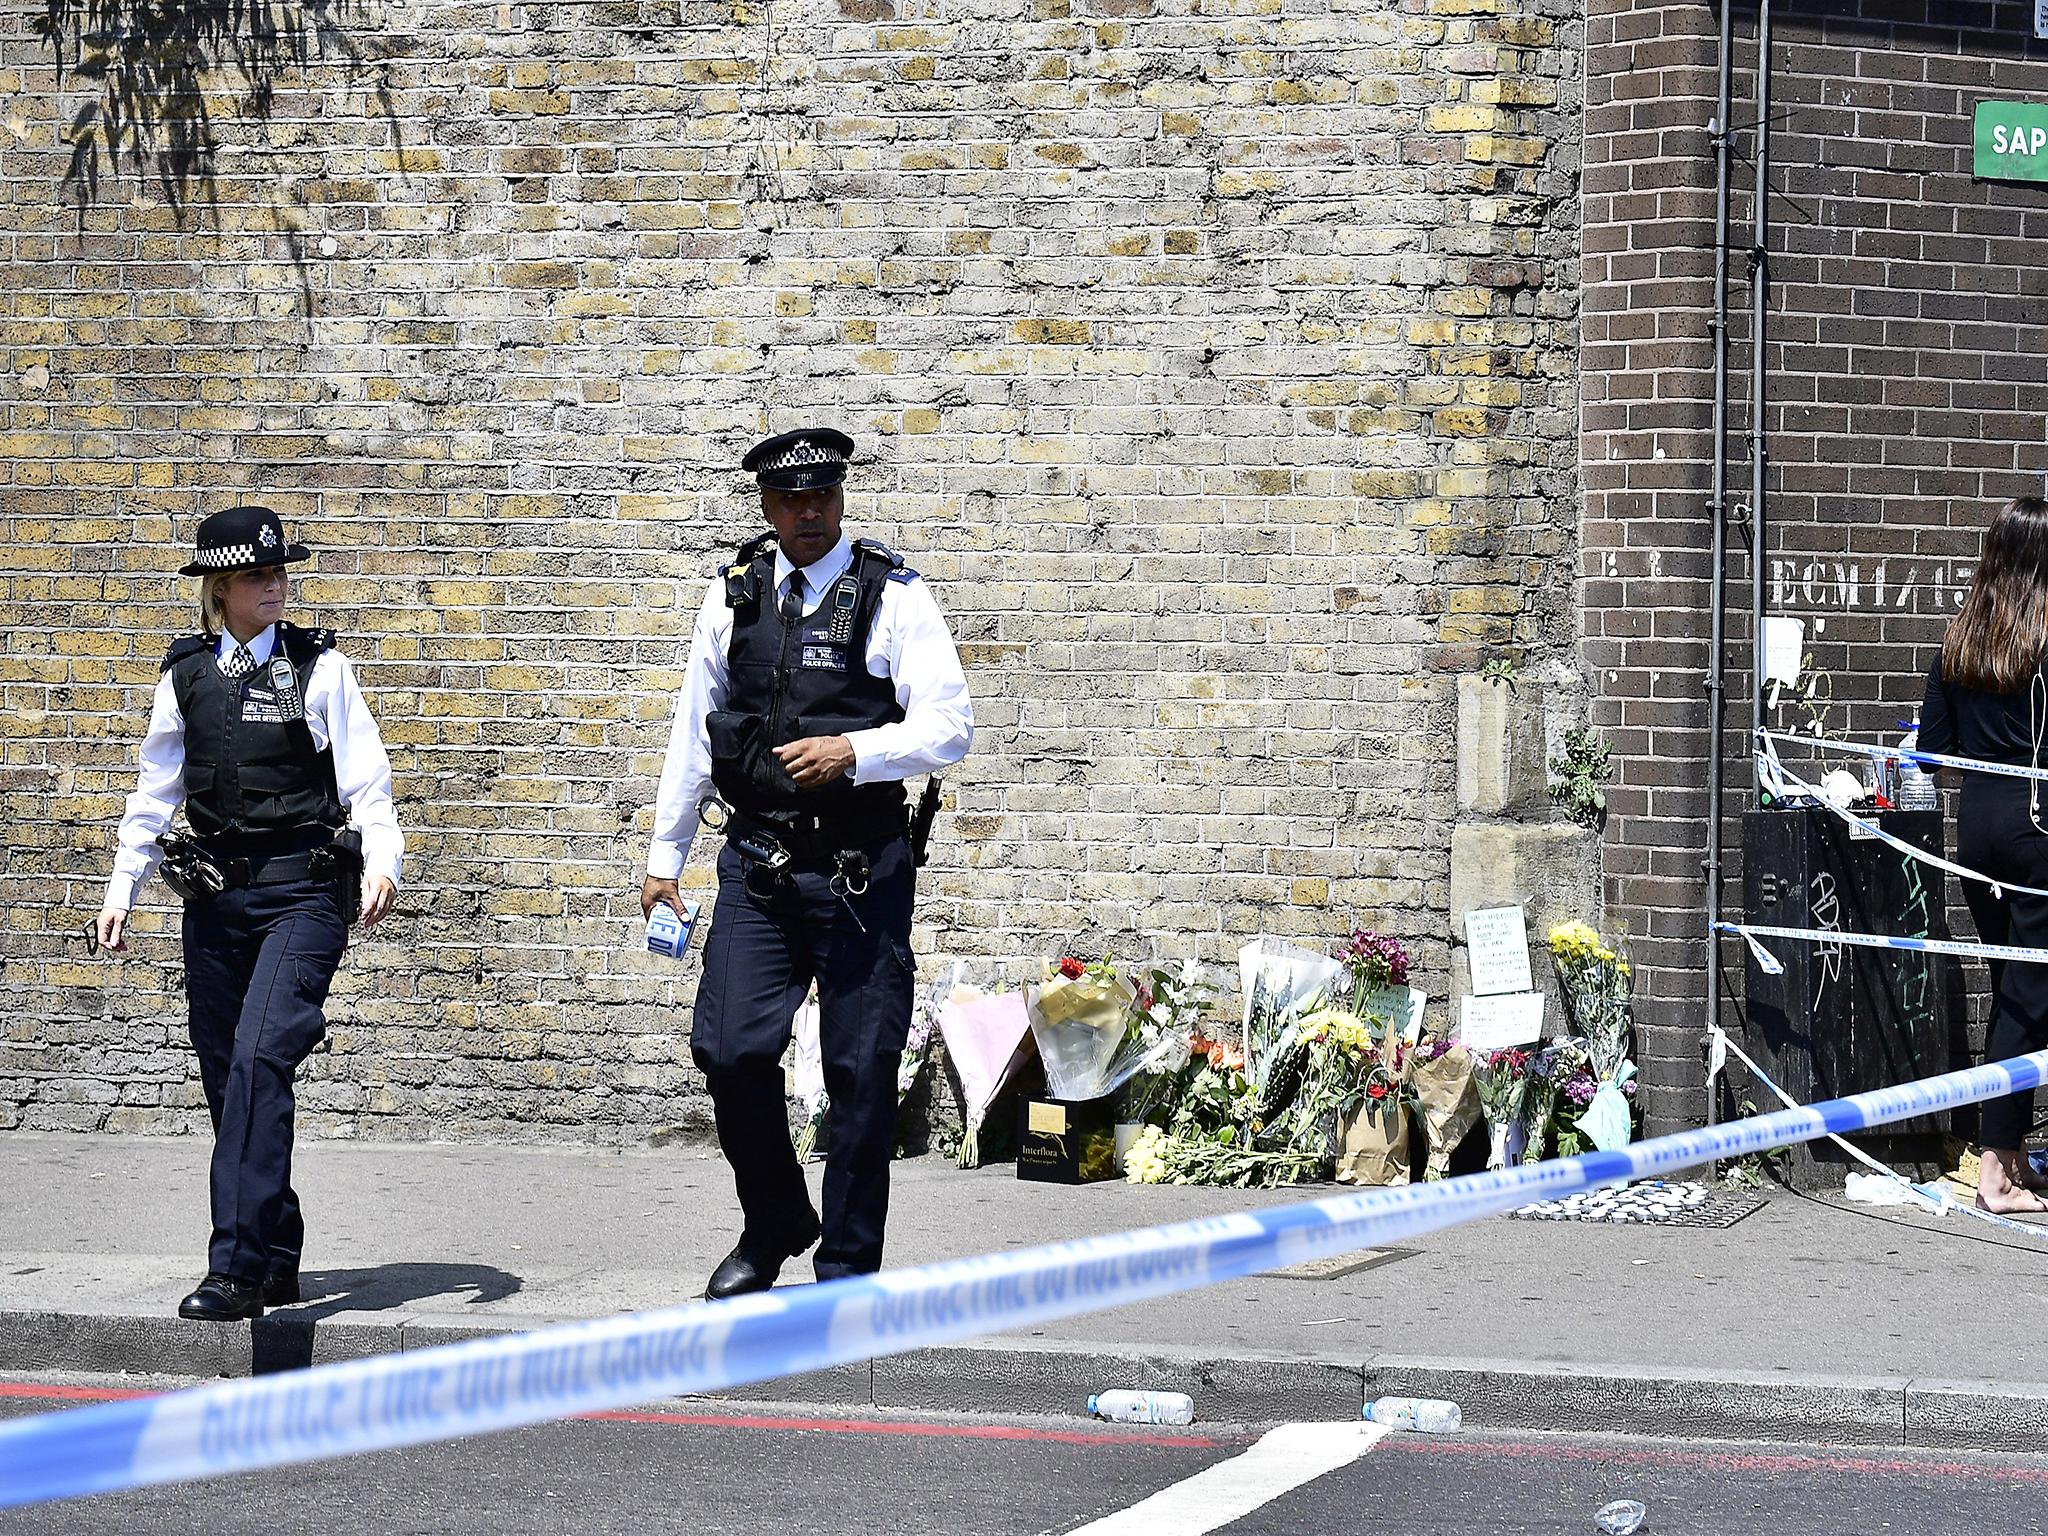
[0,1382,158,1403]
[1380,1436,2048,1485]
[0,1381,1220,1449]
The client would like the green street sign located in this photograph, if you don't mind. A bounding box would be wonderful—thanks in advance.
[1974,100,2048,183]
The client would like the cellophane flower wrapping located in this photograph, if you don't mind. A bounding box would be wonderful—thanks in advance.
[1026,960,1142,1101]
[1473,1046,1533,1170]
[1238,937,1345,1118]
[934,964,1035,1167]
[1120,958,1218,1128]
[1546,921,1638,1150]
[790,985,827,1162]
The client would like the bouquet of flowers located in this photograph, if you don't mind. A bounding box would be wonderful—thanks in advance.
[1123,1123,1322,1190]
[1520,1039,1589,1165]
[1554,1058,1638,1160]
[1332,1030,1419,1186]
[1027,955,1183,1103]
[933,965,1035,1167]
[1410,1034,1480,1180]
[1473,1046,1533,1170]
[1547,921,1633,1079]
[1238,937,1345,1114]
[1547,921,1637,1151]
[790,984,828,1163]
[1119,958,1218,1128]
[1166,1027,1252,1142]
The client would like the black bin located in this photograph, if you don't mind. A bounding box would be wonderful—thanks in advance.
[1740,807,1960,1188]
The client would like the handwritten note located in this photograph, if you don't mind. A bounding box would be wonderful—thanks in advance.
[1459,991,1546,1054]
[1464,905,1533,997]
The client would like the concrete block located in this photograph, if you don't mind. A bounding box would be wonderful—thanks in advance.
[1447,821,1602,1024]
[1456,674,1551,815]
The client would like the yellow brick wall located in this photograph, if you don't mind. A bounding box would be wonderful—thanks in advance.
[0,0,1581,1141]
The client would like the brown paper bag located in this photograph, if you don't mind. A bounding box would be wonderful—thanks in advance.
[1333,1097,1411,1186]
[1412,1045,1480,1181]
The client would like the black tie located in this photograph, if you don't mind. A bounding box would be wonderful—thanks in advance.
[781,576,803,628]
[221,644,255,679]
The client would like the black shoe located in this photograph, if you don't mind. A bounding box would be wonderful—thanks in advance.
[704,1244,782,1300]
[178,1274,266,1322]
[262,1269,301,1307]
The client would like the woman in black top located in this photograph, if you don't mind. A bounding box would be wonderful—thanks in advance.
[1920,495,2048,1214]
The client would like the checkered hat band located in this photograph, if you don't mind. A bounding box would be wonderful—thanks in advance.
[760,441,844,473]
[196,543,258,568]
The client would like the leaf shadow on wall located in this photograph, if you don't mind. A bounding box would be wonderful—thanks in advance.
[32,0,396,223]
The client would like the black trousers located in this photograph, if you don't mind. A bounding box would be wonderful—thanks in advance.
[691,832,915,1280]
[1958,777,2048,1149]
[182,876,348,1281]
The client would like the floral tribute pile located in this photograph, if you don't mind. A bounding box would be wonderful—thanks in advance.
[903,916,1641,1189]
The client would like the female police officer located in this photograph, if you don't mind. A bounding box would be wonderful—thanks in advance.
[93,505,403,1321]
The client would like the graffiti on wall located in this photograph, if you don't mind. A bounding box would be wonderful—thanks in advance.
[1769,559,1974,613]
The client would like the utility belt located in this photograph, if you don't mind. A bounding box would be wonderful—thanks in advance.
[160,825,364,923]
[711,806,897,921]
[726,807,905,870]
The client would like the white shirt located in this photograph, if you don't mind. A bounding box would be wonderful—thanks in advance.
[647,534,974,880]
[103,625,406,912]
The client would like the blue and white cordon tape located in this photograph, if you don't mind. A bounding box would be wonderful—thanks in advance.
[5,1047,2048,1510]
[1759,728,2048,786]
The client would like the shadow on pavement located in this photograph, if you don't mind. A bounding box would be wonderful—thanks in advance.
[252,1262,522,1374]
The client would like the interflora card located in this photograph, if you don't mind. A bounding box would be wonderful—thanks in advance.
[1463,904,1533,996]
[1459,991,1546,1054]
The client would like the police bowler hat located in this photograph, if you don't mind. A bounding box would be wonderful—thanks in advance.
[179,505,312,577]
[741,428,854,492]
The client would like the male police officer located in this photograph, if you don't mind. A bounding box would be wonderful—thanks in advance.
[643,428,973,1297]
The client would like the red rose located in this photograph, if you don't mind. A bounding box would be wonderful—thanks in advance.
[1059,957,1087,980]
[1367,1080,1390,1100]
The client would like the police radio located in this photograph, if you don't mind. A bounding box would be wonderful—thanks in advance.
[268,657,306,722]
[824,571,861,645]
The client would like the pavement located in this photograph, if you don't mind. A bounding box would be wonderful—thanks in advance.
[6,1131,2048,1448]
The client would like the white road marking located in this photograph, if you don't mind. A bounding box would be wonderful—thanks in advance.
[1064,1421,1393,1536]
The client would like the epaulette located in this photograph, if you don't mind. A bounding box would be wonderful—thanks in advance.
[884,566,919,584]
[279,621,338,666]
[852,537,903,569]
[161,634,212,673]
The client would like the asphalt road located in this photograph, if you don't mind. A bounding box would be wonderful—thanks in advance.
[7,1379,2048,1535]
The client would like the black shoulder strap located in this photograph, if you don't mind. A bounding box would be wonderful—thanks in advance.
[162,634,212,674]
[845,540,903,644]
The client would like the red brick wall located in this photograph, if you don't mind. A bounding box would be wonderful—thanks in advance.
[1584,0,2048,1132]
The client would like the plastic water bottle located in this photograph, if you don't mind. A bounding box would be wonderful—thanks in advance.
[1897,725,1937,811]
[1088,1390,1194,1425]
[1363,1396,1462,1433]
[1595,1499,1648,1535]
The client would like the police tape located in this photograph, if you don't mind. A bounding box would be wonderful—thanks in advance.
[1757,728,2048,785]
[6,1048,2048,1511]
[1706,1025,2048,1243]
[1752,734,2048,900]
[1715,920,2048,971]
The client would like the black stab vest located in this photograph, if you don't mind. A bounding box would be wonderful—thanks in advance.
[164,623,346,841]
[708,536,908,823]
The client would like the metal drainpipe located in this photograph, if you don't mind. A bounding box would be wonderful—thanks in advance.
[1749,0,1773,792]
[1702,0,1735,1135]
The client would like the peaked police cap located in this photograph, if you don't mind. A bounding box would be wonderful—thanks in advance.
[740,428,854,492]
[179,505,312,577]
